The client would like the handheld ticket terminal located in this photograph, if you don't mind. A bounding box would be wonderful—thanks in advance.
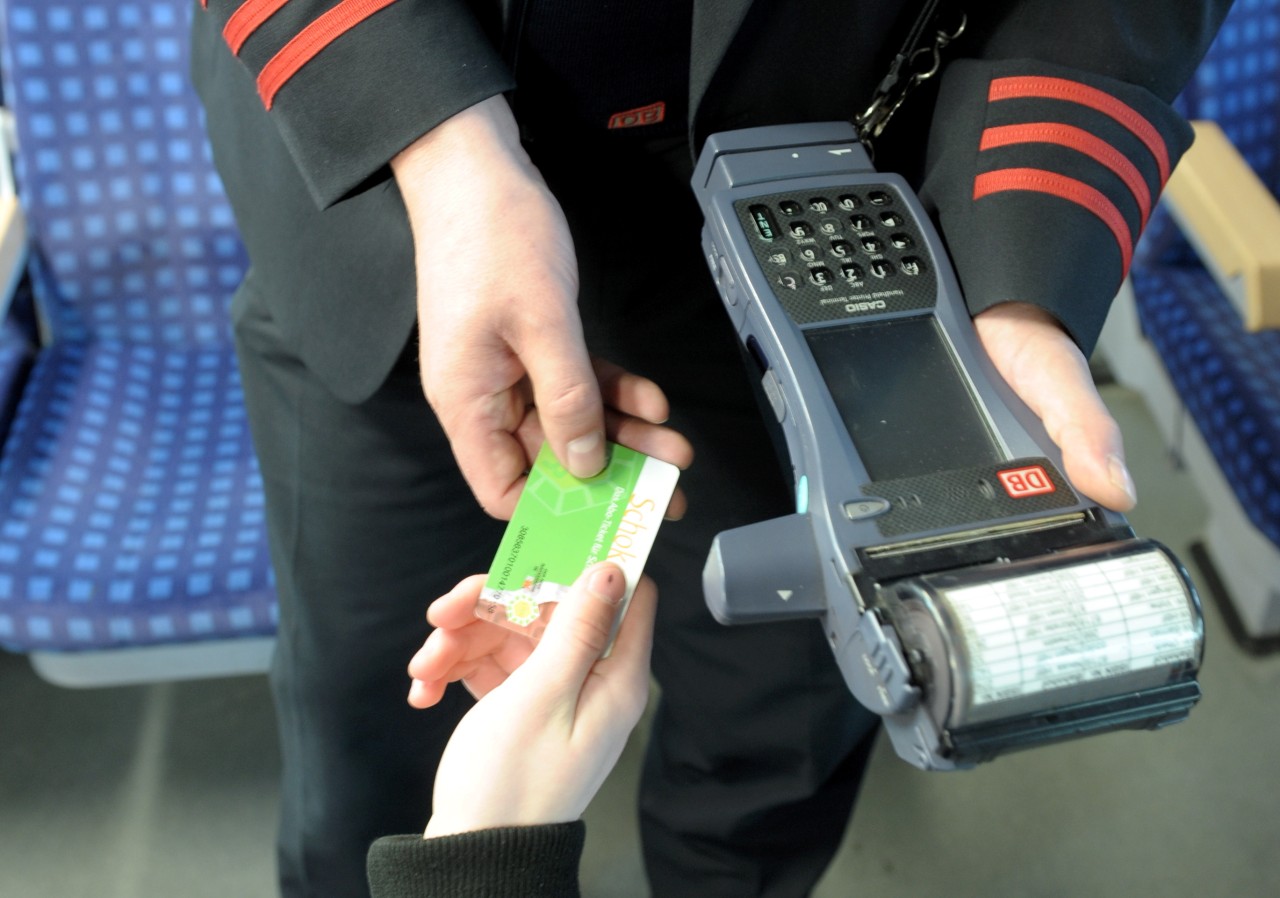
[693,122,1204,770]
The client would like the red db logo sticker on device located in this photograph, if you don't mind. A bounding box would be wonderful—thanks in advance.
[998,465,1056,498]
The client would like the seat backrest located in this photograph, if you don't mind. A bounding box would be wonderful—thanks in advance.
[1137,0,1280,268]
[0,0,246,345]
[1176,0,1280,193]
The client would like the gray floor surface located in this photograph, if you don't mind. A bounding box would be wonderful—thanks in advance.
[2,381,1278,897]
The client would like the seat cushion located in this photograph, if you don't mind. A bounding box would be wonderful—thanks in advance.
[0,339,276,651]
[1132,265,1280,549]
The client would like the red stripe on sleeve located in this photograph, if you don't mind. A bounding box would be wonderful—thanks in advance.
[973,168,1133,276]
[224,0,291,55]
[988,76,1171,185]
[257,0,400,110]
[979,122,1152,226]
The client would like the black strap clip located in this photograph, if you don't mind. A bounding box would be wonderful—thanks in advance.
[855,11,967,156]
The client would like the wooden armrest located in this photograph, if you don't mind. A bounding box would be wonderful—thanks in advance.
[0,193,27,316]
[1161,120,1280,331]
[0,105,28,316]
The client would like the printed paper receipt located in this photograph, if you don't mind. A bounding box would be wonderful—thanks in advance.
[945,552,1200,709]
[476,442,680,650]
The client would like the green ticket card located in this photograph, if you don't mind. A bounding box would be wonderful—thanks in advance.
[476,441,680,652]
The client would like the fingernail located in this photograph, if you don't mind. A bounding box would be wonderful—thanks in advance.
[586,565,625,606]
[407,679,427,706]
[1108,454,1137,505]
[567,431,605,479]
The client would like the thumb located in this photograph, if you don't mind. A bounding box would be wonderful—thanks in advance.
[974,303,1137,512]
[521,329,607,479]
[1034,380,1135,513]
[523,563,627,692]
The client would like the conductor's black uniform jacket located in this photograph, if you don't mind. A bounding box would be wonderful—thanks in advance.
[189,0,1234,404]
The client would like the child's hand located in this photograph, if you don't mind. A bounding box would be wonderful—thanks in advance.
[407,563,657,836]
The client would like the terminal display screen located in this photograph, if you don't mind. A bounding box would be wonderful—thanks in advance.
[804,315,1002,481]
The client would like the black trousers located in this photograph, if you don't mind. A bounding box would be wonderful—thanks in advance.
[233,132,880,898]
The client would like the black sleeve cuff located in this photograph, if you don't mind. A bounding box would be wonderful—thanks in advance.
[918,58,1195,355]
[366,822,585,898]
[203,0,515,209]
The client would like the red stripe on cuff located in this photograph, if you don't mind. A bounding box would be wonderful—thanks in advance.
[257,0,400,110]
[224,0,290,55]
[973,168,1133,276]
[988,76,1171,185]
[979,122,1152,226]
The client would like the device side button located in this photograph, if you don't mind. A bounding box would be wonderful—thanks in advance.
[761,369,786,422]
[718,255,739,305]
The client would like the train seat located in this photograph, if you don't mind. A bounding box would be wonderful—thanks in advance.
[1099,0,1280,648]
[0,0,277,685]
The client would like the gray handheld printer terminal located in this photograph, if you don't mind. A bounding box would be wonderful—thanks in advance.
[693,122,1204,770]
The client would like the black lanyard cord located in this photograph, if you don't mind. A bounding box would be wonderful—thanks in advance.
[856,2,967,156]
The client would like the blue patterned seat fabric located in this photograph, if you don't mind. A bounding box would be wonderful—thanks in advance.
[0,0,276,653]
[1131,0,1280,553]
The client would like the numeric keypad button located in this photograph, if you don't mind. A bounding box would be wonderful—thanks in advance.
[809,267,834,287]
[749,205,778,241]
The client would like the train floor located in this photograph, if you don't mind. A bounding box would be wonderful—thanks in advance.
[2,379,1278,898]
